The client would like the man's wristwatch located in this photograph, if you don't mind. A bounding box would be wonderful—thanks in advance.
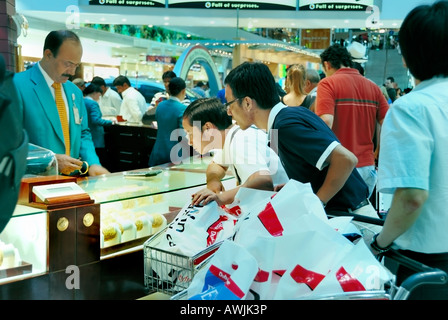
[370,233,392,254]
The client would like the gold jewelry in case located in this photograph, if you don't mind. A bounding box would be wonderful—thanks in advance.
[102,226,118,241]
[135,219,144,231]
[151,213,164,228]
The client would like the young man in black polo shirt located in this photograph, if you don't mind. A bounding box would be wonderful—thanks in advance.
[224,61,379,221]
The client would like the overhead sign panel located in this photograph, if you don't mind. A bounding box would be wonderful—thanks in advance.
[89,0,165,8]
[168,0,297,10]
[299,0,374,11]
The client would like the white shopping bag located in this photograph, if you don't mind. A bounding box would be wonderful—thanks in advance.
[150,201,236,286]
[272,225,353,300]
[273,234,392,300]
[231,180,370,300]
[241,236,276,300]
[309,240,393,298]
[230,180,349,299]
[157,201,236,256]
[231,187,276,218]
[187,240,259,300]
[233,180,327,242]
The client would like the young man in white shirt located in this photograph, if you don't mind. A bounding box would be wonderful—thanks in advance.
[113,75,147,123]
[91,76,122,116]
[182,97,289,206]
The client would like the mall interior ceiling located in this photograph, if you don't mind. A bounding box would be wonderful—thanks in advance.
[13,0,434,69]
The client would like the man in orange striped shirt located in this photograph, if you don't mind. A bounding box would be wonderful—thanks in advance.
[315,43,389,198]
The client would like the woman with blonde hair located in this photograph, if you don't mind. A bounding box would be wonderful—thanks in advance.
[281,64,315,109]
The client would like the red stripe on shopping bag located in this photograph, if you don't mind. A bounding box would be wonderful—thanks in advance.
[290,265,325,290]
[206,215,228,246]
[209,265,245,299]
[257,202,284,237]
[273,270,286,277]
[221,205,242,217]
[193,246,220,265]
[254,269,270,282]
[336,266,366,292]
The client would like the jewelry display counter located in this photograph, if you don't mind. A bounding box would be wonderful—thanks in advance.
[0,155,236,299]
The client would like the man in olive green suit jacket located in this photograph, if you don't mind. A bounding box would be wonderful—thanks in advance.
[14,30,109,176]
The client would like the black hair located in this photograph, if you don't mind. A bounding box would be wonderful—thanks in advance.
[306,69,321,84]
[353,62,365,76]
[399,0,448,81]
[83,83,103,96]
[168,77,186,96]
[183,98,232,131]
[224,62,280,110]
[113,75,131,87]
[91,76,106,87]
[320,44,353,69]
[386,76,395,83]
[43,30,80,57]
[162,71,176,80]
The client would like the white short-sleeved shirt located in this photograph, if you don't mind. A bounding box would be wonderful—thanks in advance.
[99,87,122,116]
[378,76,448,253]
[213,125,289,186]
[119,87,147,123]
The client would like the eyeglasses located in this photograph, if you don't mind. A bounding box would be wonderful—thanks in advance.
[58,58,81,69]
[224,97,241,110]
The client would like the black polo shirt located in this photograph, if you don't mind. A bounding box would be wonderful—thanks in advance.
[268,104,368,212]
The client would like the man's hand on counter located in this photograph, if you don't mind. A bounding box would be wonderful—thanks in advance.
[88,164,110,176]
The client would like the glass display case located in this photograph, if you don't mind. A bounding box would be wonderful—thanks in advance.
[0,155,236,290]
[0,205,47,283]
[24,143,58,177]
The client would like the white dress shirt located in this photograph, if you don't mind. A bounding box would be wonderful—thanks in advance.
[99,87,122,116]
[119,86,147,123]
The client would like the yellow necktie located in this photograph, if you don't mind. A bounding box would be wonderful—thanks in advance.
[52,82,70,155]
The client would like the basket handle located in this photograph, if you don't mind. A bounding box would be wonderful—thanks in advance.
[384,249,448,299]
[326,210,385,226]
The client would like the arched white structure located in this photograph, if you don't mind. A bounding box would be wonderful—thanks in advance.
[173,45,221,96]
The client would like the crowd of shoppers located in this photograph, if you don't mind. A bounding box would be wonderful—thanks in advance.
[9,0,448,300]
